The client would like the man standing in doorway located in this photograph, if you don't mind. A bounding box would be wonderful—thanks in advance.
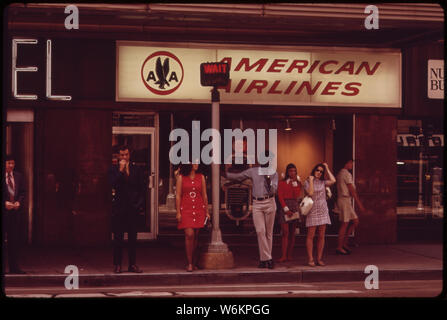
[3,155,26,274]
[225,155,278,269]
[335,159,365,255]
[109,145,144,273]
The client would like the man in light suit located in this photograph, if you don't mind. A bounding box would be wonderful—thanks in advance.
[109,145,145,273]
[225,153,278,269]
[3,155,26,274]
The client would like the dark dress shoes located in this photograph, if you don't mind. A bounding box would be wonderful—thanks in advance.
[114,265,121,273]
[258,261,267,268]
[335,249,350,255]
[9,269,26,274]
[267,259,274,269]
[128,265,143,273]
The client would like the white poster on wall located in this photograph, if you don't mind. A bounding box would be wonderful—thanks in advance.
[428,59,444,99]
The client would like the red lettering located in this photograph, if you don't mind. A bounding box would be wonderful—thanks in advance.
[203,63,227,74]
[234,79,247,93]
[286,60,308,73]
[203,65,215,73]
[235,58,268,72]
[267,80,283,94]
[295,81,322,95]
[307,60,320,74]
[342,82,362,96]
[220,57,232,70]
[335,61,355,74]
[245,80,268,94]
[267,59,288,72]
[321,82,342,95]
[319,60,338,74]
[355,62,381,75]
[284,81,297,94]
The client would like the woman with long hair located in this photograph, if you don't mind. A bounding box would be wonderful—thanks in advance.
[277,163,302,262]
[176,163,210,272]
[303,163,336,267]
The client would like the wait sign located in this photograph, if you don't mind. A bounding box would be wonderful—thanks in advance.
[200,62,230,87]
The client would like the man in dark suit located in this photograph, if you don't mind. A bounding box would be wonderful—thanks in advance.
[109,145,144,273]
[3,155,26,274]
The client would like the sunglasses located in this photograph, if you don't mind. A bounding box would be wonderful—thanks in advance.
[315,169,324,173]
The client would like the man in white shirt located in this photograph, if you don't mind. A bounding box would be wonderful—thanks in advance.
[225,157,278,269]
[335,159,365,255]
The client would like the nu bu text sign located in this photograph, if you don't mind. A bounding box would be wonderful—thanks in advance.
[200,62,230,87]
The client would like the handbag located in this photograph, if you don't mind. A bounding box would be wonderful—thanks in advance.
[299,196,314,216]
[283,199,300,222]
[326,187,332,200]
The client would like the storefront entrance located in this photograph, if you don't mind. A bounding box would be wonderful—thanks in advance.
[112,112,159,239]
[5,110,34,244]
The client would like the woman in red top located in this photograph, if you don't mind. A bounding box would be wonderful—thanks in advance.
[277,163,302,262]
[176,163,210,272]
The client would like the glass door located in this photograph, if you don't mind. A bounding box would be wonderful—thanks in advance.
[112,113,158,240]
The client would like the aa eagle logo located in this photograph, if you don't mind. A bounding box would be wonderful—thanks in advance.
[141,51,184,95]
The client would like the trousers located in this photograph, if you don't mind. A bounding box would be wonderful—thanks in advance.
[252,197,276,261]
[112,213,138,266]
[2,210,21,272]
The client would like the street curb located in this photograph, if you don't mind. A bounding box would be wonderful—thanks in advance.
[4,269,442,288]
[301,269,443,282]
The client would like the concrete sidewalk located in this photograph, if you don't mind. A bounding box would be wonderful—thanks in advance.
[3,237,443,288]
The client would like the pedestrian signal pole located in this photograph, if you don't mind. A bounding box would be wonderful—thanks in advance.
[199,62,234,269]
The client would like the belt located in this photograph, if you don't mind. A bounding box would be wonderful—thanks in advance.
[253,194,274,201]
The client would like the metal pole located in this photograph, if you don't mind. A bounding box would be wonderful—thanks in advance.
[199,85,233,269]
[208,87,228,251]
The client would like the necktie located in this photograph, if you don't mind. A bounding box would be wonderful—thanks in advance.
[7,173,15,202]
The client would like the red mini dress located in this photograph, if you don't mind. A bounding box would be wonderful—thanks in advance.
[178,173,206,229]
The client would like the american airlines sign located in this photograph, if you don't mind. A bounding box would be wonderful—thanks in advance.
[117,41,401,108]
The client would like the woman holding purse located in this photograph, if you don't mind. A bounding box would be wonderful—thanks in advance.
[303,163,336,267]
[277,163,302,263]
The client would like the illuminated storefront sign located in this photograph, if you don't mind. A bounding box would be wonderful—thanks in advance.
[427,59,444,99]
[200,62,230,87]
[117,41,401,108]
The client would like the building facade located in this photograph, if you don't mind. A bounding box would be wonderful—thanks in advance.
[3,3,444,246]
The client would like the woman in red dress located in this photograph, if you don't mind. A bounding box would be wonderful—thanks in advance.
[176,163,210,272]
[277,163,302,262]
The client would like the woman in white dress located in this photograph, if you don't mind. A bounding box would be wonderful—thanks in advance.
[303,163,336,267]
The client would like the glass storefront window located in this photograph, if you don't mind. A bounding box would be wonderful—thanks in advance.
[396,120,444,218]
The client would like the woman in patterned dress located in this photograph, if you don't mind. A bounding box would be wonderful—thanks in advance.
[303,163,336,267]
[176,164,210,272]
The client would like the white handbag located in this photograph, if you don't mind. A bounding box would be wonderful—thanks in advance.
[326,187,332,200]
[299,196,314,216]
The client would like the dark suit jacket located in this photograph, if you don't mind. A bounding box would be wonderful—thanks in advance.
[3,171,26,213]
[108,163,144,218]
